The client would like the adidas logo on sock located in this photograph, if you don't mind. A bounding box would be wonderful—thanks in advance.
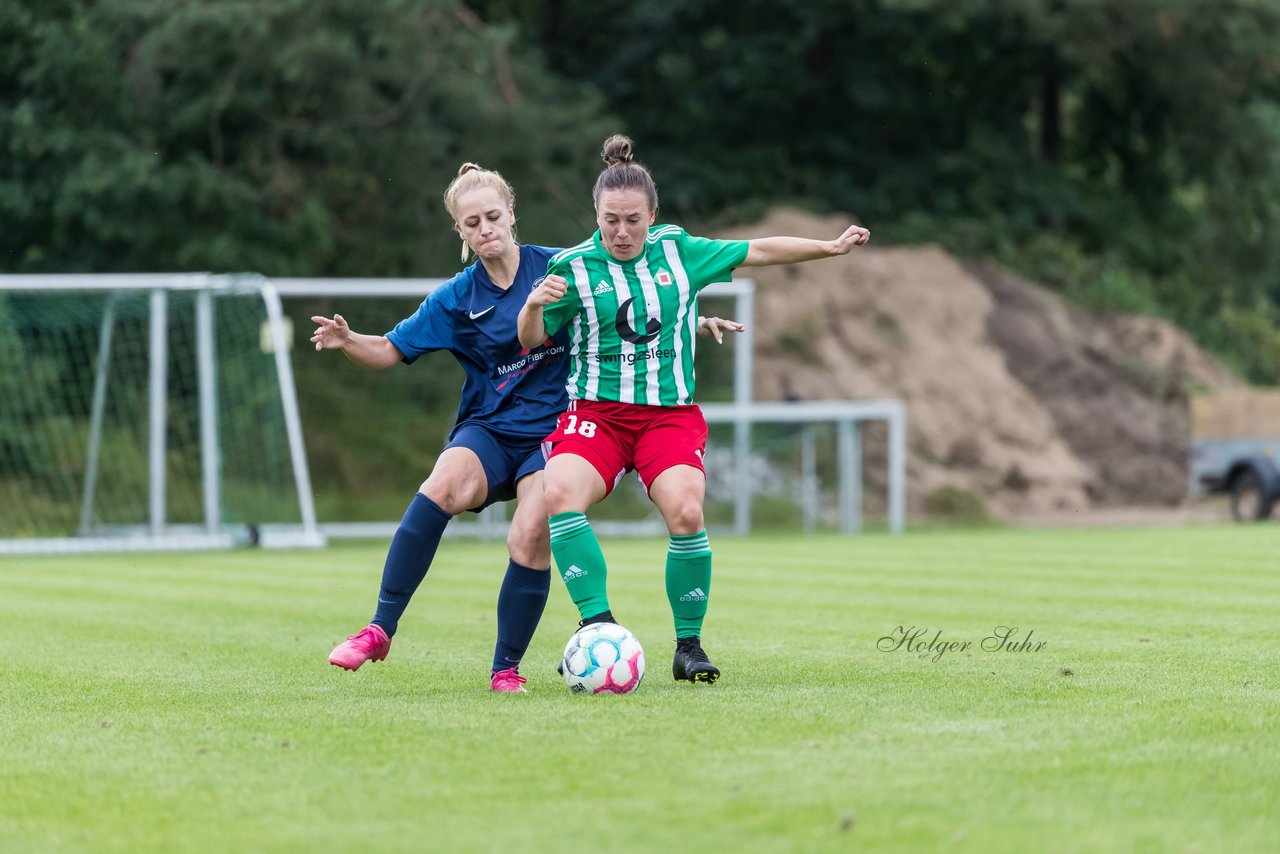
[593,280,614,295]
[679,587,707,602]
[563,565,588,580]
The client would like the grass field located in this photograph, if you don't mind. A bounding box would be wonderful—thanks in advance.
[2,525,1278,852]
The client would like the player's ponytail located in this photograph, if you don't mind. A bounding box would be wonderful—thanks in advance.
[592,134,658,213]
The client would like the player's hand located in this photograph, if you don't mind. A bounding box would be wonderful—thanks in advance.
[697,316,745,344]
[527,274,567,307]
[829,225,871,256]
[310,314,351,352]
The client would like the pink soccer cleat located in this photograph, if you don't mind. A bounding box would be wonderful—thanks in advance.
[490,667,528,693]
[329,624,391,671]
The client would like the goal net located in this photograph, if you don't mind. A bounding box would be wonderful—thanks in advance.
[0,275,321,553]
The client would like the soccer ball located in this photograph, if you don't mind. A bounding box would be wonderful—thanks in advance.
[561,622,645,695]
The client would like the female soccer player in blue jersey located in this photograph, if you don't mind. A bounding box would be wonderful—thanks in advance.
[315,162,742,691]
[518,136,869,684]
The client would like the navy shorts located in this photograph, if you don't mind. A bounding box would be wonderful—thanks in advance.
[445,424,548,512]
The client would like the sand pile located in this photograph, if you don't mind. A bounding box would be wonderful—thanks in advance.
[713,209,1240,518]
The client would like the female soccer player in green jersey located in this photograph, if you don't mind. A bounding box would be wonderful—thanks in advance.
[517,134,870,683]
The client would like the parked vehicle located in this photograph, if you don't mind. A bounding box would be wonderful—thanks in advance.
[1188,390,1280,521]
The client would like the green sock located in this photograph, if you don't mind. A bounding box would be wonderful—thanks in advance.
[549,512,610,620]
[665,531,712,638]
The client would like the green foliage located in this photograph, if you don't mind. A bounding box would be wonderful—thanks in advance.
[0,2,621,526]
[0,0,613,276]
[476,0,1280,382]
[7,0,1280,520]
[923,485,991,524]
[1216,299,1280,384]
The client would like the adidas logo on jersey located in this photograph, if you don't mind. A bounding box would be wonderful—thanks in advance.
[593,280,614,295]
[679,587,707,602]
[563,565,588,580]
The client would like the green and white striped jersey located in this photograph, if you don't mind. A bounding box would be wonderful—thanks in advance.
[542,225,748,406]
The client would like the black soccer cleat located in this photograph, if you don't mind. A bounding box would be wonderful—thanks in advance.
[580,610,617,628]
[672,636,720,683]
[558,610,619,675]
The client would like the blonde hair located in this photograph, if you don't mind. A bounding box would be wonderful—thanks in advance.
[592,134,658,212]
[443,163,517,262]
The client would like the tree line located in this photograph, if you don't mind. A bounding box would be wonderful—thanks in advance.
[4,0,1280,381]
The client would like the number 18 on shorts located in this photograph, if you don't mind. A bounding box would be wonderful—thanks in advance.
[544,399,708,496]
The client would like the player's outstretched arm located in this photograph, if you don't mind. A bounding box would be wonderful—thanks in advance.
[309,314,402,370]
[741,224,870,268]
[517,274,567,348]
[696,316,745,345]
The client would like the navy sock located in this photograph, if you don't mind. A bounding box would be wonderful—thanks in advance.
[370,493,452,637]
[492,559,551,672]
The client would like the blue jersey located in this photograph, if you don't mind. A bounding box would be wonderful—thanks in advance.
[386,244,569,444]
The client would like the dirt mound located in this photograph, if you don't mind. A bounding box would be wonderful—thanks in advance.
[968,263,1242,507]
[712,208,1241,519]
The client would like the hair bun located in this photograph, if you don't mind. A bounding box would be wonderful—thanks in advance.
[458,162,482,176]
[601,134,634,168]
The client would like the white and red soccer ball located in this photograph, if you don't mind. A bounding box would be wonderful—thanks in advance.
[561,622,645,695]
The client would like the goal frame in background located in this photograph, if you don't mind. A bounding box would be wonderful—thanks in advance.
[703,400,906,536]
[0,274,323,554]
[271,277,906,540]
[0,274,905,553]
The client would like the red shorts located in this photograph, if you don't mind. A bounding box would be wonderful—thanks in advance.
[543,399,707,497]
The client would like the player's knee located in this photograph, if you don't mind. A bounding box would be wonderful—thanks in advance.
[541,475,581,515]
[667,498,705,535]
[420,483,473,516]
[507,518,550,566]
